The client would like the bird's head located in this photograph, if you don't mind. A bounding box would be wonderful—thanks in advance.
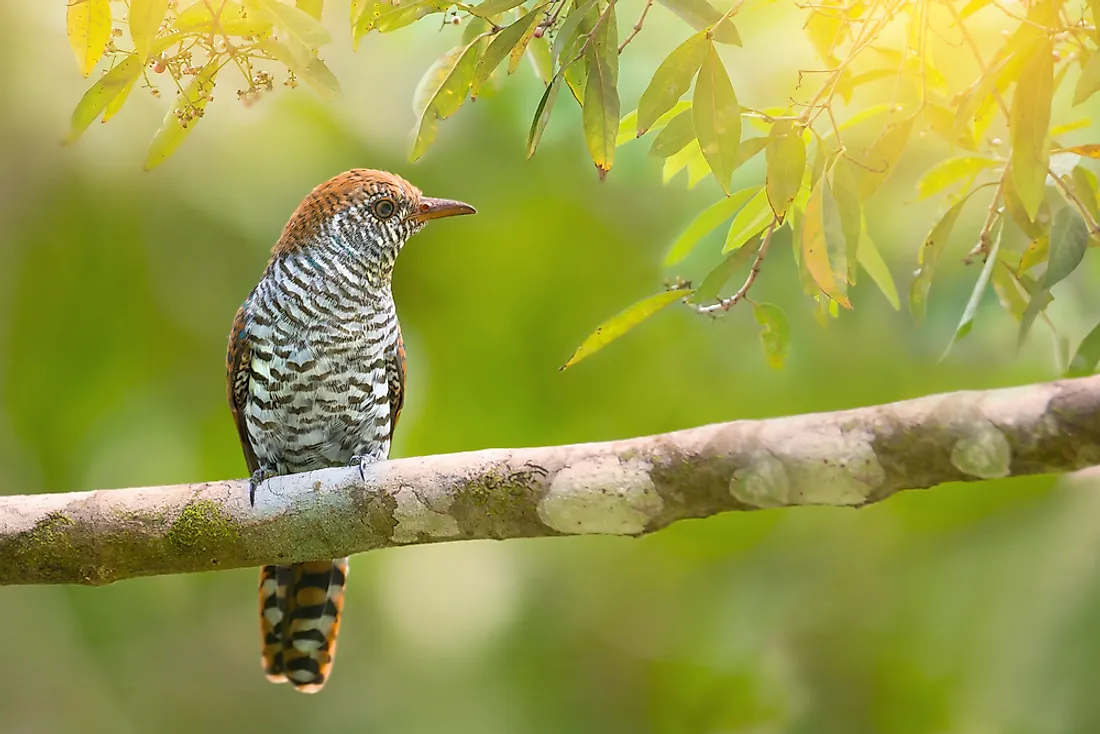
[272,168,476,281]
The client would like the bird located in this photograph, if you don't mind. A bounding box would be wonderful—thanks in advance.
[226,169,476,693]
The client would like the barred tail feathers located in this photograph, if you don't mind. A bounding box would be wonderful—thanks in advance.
[258,558,350,693]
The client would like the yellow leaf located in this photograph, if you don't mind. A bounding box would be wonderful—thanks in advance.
[67,55,143,143]
[561,289,691,370]
[1010,38,1054,220]
[67,0,111,78]
[129,0,169,61]
[144,63,219,170]
[802,176,850,308]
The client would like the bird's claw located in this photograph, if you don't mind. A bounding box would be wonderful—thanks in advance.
[249,468,276,507]
[348,455,369,484]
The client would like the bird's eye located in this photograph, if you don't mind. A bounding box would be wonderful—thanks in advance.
[371,198,397,220]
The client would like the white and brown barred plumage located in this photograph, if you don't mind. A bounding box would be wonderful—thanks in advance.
[227,169,475,692]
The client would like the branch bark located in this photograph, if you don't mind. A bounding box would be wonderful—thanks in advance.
[3,375,1100,586]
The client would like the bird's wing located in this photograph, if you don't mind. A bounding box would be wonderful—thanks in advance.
[227,303,260,475]
[387,328,407,447]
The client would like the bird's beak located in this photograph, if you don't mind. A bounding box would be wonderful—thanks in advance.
[408,197,477,223]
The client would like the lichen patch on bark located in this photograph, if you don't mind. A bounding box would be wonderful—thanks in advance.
[537,456,662,535]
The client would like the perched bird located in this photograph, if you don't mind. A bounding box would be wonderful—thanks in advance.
[226,169,475,692]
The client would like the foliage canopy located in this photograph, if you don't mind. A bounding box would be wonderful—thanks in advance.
[65,0,1100,370]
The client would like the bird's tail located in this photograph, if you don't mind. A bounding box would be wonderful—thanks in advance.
[259,558,350,693]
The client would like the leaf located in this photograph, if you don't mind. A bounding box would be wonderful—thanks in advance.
[410,39,482,162]
[473,6,543,97]
[959,0,992,18]
[650,108,696,157]
[1067,319,1100,377]
[1043,205,1089,289]
[636,32,709,135]
[561,288,692,369]
[831,157,861,282]
[297,0,323,19]
[802,175,850,307]
[1059,144,1100,160]
[1071,165,1100,223]
[734,135,768,170]
[468,0,527,17]
[1073,51,1100,106]
[856,119,913,199]
[248,0,332,47]
[823,103,890,141]
[663,140,704,184]
[665,187,759,266]
[67,0,111,77]
[619,101,690,145]
[1010,38,1054,220]
[101,72,139,123]
[144,62,218,170]
[129,0,169,61]
[656,0,741,45]
[909,198,969,326]
[177,1,274,34]
[690,243,759,304]
[256,39,341,98]
[916,156,1001,201]
[66,56,143,143]
[753,303,791,369]
[552,0,599,63]
[856,220,899,310]
[765,126,806,219]
[693,45,740,195]
[942,221,1002,359]
[527,72,563,158]
[991,259,1031,320]
[582,6,619,177]
[1002,169,1049,239]
[724,188,772,253]
[1018,235,1050,274]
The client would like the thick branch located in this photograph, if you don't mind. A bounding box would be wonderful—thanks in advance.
[3,376,1100,586]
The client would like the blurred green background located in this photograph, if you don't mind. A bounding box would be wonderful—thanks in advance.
[2,3,1099,733]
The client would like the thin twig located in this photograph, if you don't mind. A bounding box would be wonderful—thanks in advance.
[964,175,1005,264]
[694,217,780,315]
[618,0,654,53]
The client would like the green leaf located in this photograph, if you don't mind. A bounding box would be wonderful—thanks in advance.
[690,243,759,304]
[1067,319,1100,377]
[765,126,805,219]
[723,188,772,253]
[1010,38,1054,220]
[753,303,790,369]
[526,35,553,83]
[802,175,850,308]
[561,288,692,370]
[856,219,899,310]
[248,0,332,47]
[656,0,740,44]
[734,135,768,169]
[144,62,218,170]
[1073,51,1100,106]
[468,0,526,17]
[856,119,913,198]
[693,45,740,195]
[636,32,709,135]
[552,0,598,63]
[1071,165,1100,224]
[257,39,341,99]
[410,39,482,162]
[991,259,1031,320]
[662,140,704,184]
[1043,205,1089,289]
[66,56,144,143]
[665,188,758,266]
[177,1,273,35]
[619,101,690,145]
[582,6,619,178]
[831,157,861,282]
[527,72,563,158]
[472,6,543,97]
[650,108,696,157]
[129,0,169,61]
[909,197,970,326]
[67,0,111,77]
[822,103,891,141]
[942,221,1002,359]
[916,156,1002,201]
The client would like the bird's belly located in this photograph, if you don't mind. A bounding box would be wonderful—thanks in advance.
[246,340,391,475]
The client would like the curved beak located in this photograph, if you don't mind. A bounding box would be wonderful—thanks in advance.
[408,197,477,223]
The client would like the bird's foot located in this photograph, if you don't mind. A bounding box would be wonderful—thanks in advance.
[348,455,372,484]
[249,468,277,507]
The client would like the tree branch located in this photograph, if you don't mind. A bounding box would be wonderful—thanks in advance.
[3,376,1100,587]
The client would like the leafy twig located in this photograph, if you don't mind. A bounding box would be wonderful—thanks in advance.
[964,175,1005,264]
[694,217,780,315]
